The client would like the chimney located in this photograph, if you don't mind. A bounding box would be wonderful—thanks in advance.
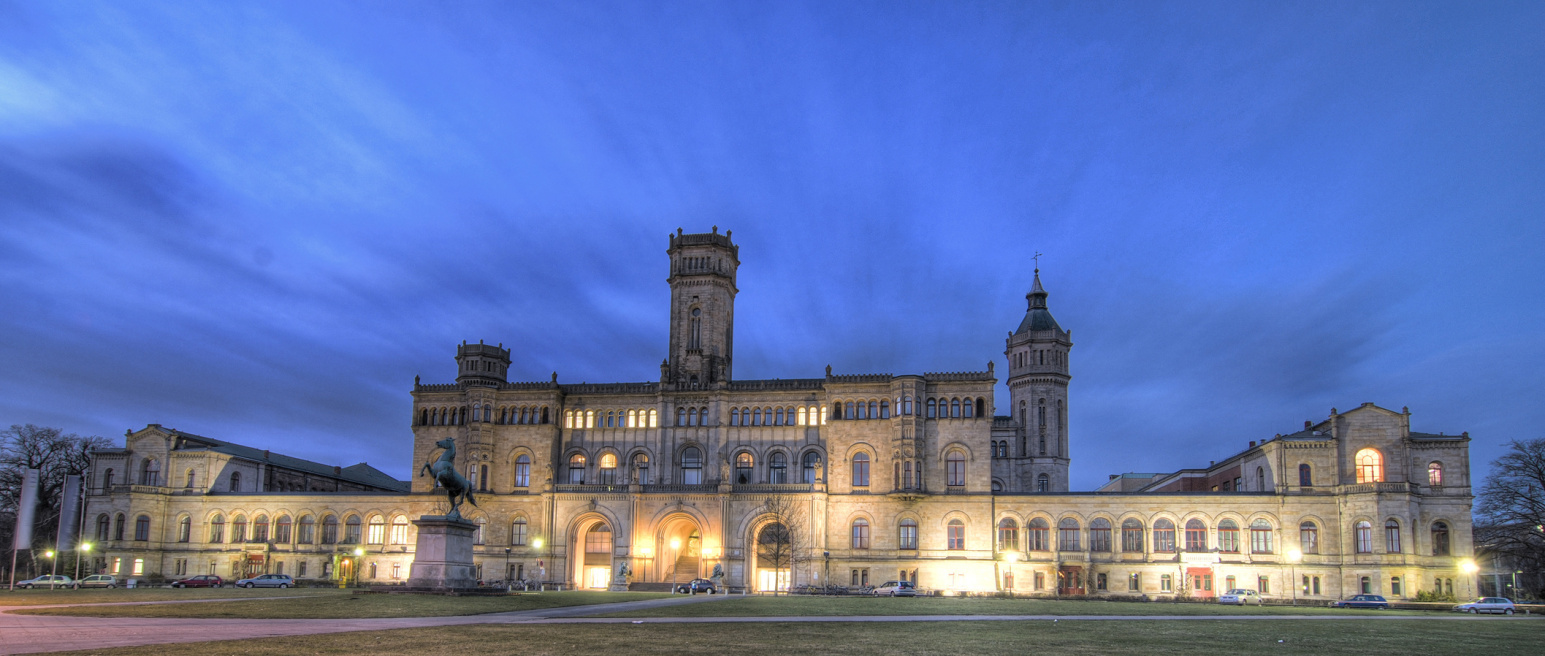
[334,466,342,475]
[262,450,270,460]
[1249,441,1256,448]
[1304,420,1312,429]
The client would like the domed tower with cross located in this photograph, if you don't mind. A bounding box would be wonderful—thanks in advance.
[1004,265,1072,492]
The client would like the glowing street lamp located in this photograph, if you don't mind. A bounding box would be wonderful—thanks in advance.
[1460,559,1479,599]
[1286,548,1302,606]
[76,542,92,581]
[1002,552,1018,597]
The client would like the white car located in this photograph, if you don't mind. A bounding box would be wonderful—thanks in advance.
[1218,588,1262,605]
[234,573,294,588]
[1454,597,1516,615]
[872,580,917,597]
[16,575,73,589]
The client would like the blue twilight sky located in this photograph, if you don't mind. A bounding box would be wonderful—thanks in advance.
[2,1,1542,489]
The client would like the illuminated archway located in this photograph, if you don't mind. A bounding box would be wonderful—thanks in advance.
[570,516,614,590]
[653,514,703,585]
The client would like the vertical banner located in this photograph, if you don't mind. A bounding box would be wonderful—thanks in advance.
[56,474,83,550]
[11,468,39,551]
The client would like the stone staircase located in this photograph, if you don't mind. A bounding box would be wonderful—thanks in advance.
[671,554,700,584]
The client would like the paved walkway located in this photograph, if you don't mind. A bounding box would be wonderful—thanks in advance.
[2,596,1537,655]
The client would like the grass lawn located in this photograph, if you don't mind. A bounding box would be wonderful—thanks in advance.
[10,590,670,619]
[46,618,1545,655]
[602,594,1425,617]
[0,587,333,607]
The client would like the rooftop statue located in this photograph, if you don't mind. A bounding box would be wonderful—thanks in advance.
[420,437,478,520]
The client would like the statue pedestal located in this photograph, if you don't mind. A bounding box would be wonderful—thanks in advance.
[406,515,478,591]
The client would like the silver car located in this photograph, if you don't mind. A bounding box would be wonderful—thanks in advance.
[1454,597,1516,615]
[234,573,294,588]
[16,575,73,589]
[73,575,119,589]
[1218,589,1262,605]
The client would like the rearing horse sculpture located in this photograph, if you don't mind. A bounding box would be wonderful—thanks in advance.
[420,437,478,520]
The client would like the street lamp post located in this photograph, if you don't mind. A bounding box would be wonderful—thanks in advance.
[504,547,512,592]
[1003,552,1018,598]
[44,550,57,589]
[1286,548,1302,606]
[76,543,92,581]
[1460,559,1479,600]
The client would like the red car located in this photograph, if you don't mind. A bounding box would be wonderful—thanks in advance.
[171,574,224,588]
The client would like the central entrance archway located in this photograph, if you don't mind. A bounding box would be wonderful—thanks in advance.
[572,518,613,590]
[655,515,702,586]
[752,522,792,593]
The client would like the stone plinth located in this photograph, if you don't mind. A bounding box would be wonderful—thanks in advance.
[406,515,478,591]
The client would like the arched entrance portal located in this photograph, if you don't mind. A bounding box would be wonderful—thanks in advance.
[752,522,792,593]
[655,515,702,586]
[573,519,613,589]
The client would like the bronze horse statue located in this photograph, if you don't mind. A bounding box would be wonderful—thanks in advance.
[420,437,478,520]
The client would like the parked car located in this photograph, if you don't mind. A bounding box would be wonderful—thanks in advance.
[872,580,917,597]
[675,578,717,594]
[1454,597,1516,615]
[171,575,224,588]
[73,575,118,589]
[1218,589,1262,605]
[1332,594,1390,609]
[234,574,294,589]
[15,575,73,589]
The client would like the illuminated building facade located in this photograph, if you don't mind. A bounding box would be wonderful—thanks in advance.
[85,228,1476,599]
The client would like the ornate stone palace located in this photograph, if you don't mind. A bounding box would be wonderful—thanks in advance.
[84,228,1475,600]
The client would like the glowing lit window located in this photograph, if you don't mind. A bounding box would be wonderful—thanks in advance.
[568,454,586,484]
[797,407,807,425]
[1354,448,1383,483]
[1427,462,1443,486]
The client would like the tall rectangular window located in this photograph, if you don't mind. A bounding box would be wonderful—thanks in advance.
[1128,573,1140,591]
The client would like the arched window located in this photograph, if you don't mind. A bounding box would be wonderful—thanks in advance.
[113,513,125,541]
[802,452,820,484]
[478,464,489,491]
[184,469,196,488]
[298,515,315,544]
[796,407,807,426]
[844,402,855,420]
[475,518,486,545]
[867,400,877,419]
[926,398,936,418]
[1360,575,1372,594]
[975,398,985,418]
[1152,519,1176,553]
[275,515,292,543]
[229,471,241,492]
[1249,519,1273,554]
[140,458,160,486]
[947,519,965,550]
[1428,462,1444,486]
[568,454,587,484]
[898,518,918,549]
[681,447,703,485]
[177,516,191,543]
[946,451,966,487]
[880,400,890,418]
[730,408,740,426]
[1058,518,1081,551]
[769,452,787,484]
[514,454,531,488]
[997,518,1019,551]
[1037,473,1049,492]
[851,453,870,487]
[962,398,973,418]
[632,453,649,484]
[851,518,870,549]
[735,452,753,484]
[344,515,362,544]
[1354,448,1384,483]
[688,407,698,427]
[1184,519,1207,552]
[676,407,686,426]
[1027,518,1049,551]
[208,514,224,543]
[103,468,114,490]
[253,515,270,542]
[1218,519,1240,553]
[134,515,150,541]
[1354,521,1373,553]
[903,396,913,415]
[95,514,111,542]
[1431,521,1450,556]
[1121,519,1144,552]
[321,515,338,544]
[1256,466,1266,491]
[599,453,618,485]
[1385,519,1401,553]
[1089,518,1112,552]
[367,515,385,544]
[511,517,527,546]
[1299,464,1312,487]
[950,398,961,418]
[776,407,785,425]
[1298,521,1317,554]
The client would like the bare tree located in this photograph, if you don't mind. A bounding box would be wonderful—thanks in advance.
[1,425,109,577]
[1475,438,1545,600]
[754,495,809,595]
